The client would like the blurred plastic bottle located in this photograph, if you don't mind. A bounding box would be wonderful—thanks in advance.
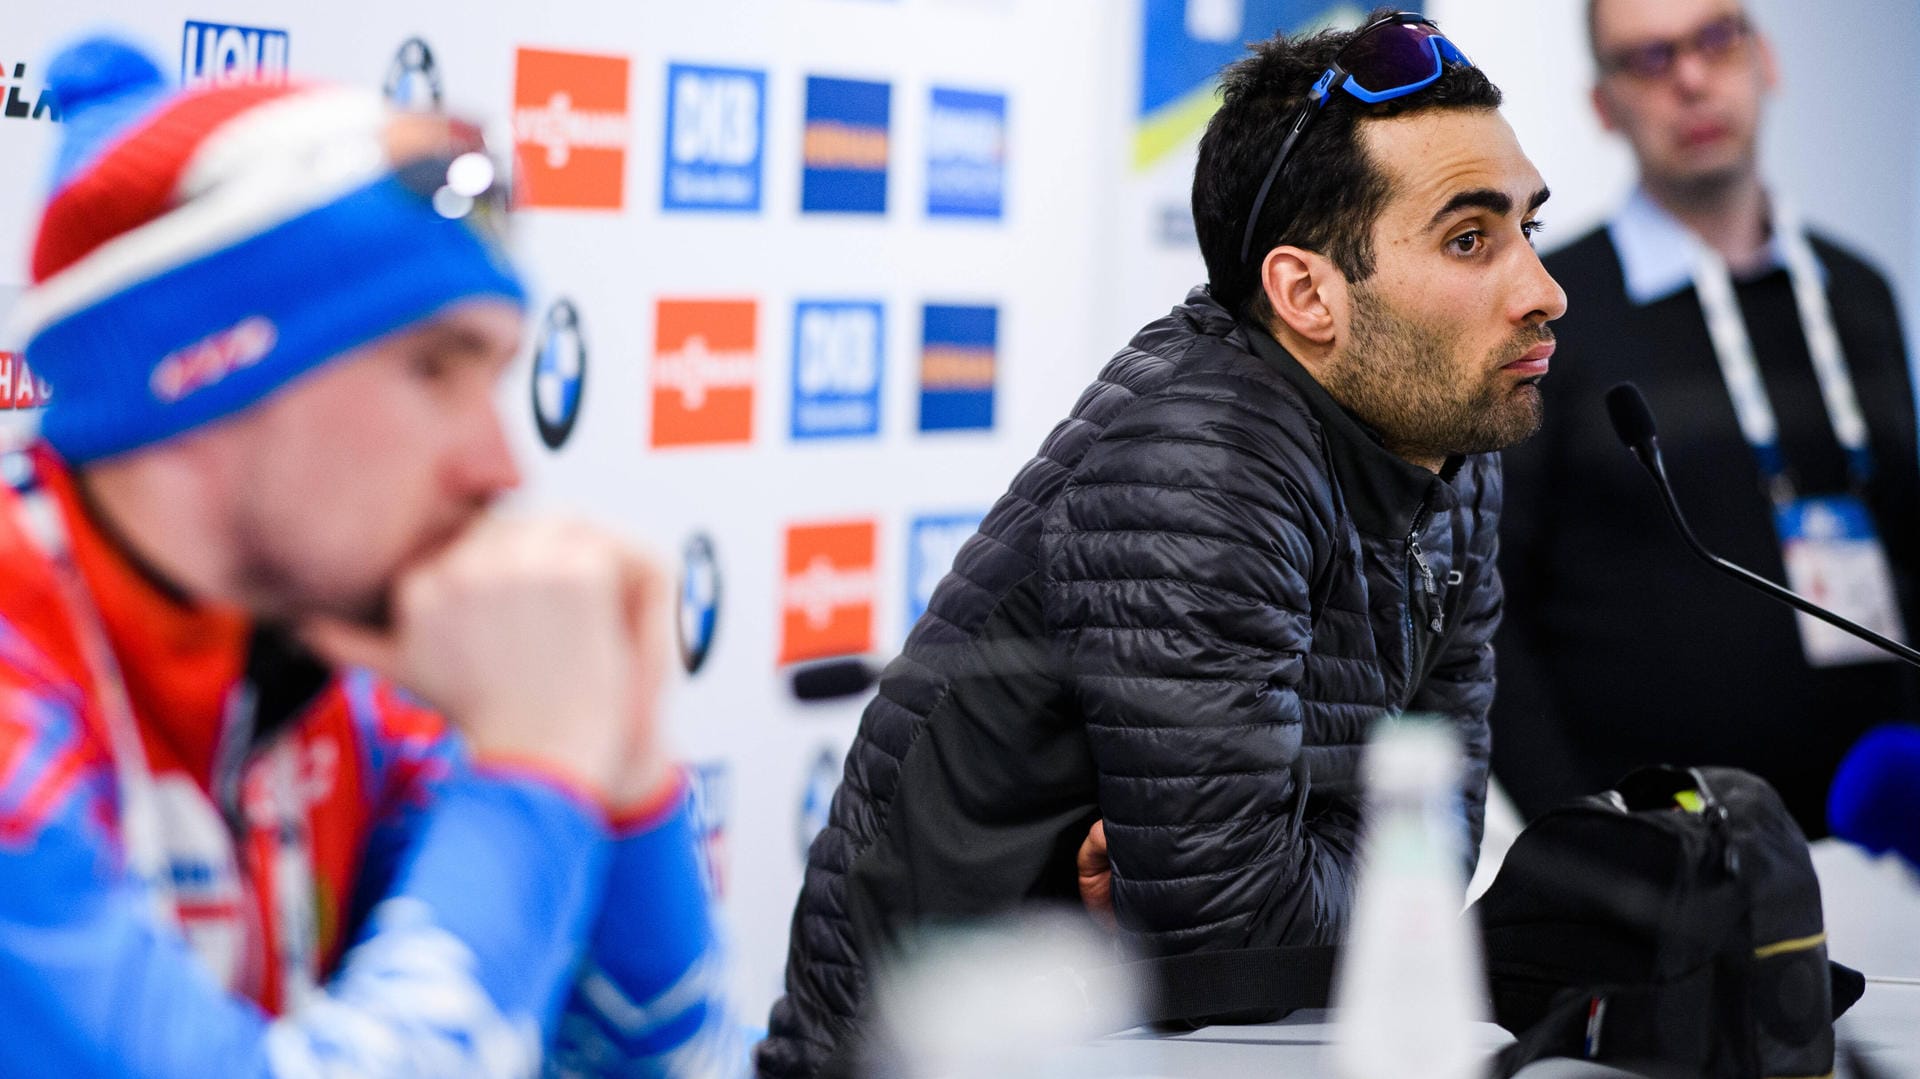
[1330,717,1490,1079]
[876,911,1144,1079]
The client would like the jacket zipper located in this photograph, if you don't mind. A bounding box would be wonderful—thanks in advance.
[1402,504,1442,701]
[1409,532,1442,634]
[213,683,260,843]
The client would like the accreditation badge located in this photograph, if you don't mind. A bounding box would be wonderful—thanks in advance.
[1774,495,1907,667]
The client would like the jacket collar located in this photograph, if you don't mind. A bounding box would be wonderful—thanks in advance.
[1606,185,1822,306]
[32,445,324,789]
[1241,324,1462,538]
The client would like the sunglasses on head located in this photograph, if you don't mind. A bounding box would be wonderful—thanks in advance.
[1599,12,1750,80]
[390,117,515,250]
[1238,11,1474,266]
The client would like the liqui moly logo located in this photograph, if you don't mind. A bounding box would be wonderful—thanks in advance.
[151,317,277,403]
[181,22,290,89]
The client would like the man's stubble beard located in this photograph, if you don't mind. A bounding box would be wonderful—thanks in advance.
[230,495,491,630]
[1320,281,1545,465]
[228,499,393,629]
[1652,151,1758,215]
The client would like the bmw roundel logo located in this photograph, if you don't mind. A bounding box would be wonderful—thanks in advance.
[797,745,840,863]
[678,533,721,675]
[531,299,586,450]
[383,37,443,111]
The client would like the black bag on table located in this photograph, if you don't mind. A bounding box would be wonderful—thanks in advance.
[1472,765,1865,1078]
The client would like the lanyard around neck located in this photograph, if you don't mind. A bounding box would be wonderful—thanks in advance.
[2,450,318,1006]
[1688,201,1872,502]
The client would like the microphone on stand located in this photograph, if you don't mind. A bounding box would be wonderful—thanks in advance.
[789,656,884,702]
[1603,381,1920,669]
[1609,383,1920,862]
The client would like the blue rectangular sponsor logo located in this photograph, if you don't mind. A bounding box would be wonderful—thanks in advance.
[663,63,765,212]
[908,511,986,628]
[918,304,996,432]
[181,21,289,89]
[689,761,731,895]
[802,76,890,214]
[926,88,1006,219]
[792,300,883,440]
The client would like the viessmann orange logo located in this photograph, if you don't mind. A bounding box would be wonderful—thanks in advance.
[780,521,877,663]
[512,47,631,209]
[652,299,757,447]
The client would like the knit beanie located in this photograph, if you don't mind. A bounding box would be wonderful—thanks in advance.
[14,36,527,463]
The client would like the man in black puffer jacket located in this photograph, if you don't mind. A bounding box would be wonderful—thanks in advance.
[760,14,1567,1076]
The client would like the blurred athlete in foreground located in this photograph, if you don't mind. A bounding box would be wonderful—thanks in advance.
[0,37,740,1077]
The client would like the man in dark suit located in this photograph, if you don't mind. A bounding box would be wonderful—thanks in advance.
[1492,0,1919,835]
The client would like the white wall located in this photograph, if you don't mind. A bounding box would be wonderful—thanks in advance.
[1745,0,1920,364]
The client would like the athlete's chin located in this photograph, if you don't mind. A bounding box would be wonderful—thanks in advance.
[1502,380,1546,420]
[1472,391,1545,453]
[1506,400,1546,447]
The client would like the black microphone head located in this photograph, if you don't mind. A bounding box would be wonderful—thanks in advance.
[1605,382,1658,449]
[790,657,881,702]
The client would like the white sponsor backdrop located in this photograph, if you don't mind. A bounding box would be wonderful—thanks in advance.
[0,0,1133,1022]
[3,0,1915,1029]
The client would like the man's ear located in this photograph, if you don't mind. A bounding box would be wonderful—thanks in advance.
[1261,244,1341,346]
[1754,31,1780,95]
[1590,82,1619,133]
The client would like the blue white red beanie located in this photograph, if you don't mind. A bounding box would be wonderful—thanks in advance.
[16,37,527,464]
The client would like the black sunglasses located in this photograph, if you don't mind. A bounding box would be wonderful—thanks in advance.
[1238,11,1474,266]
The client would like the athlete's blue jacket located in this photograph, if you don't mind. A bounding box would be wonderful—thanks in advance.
[0,445,742,1077]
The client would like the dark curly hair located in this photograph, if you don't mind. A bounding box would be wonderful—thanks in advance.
[1194,11,1503,326]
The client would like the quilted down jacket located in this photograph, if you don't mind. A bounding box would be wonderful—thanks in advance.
[757,288,1505,1077]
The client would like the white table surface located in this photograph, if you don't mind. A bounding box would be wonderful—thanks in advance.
[1060,800,1920,1078]
[1074,983,1916,1078]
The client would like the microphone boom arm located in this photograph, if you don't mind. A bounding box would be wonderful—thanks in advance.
[1636,443,1920,669]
